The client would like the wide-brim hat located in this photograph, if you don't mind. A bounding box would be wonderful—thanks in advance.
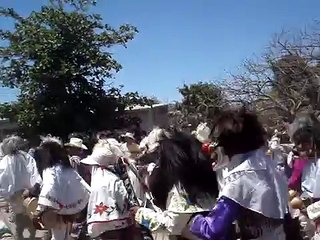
[64,137,88,150]
[194,122,211,143]
[127,143,141,154]
[81,138,123,166]
[121,132,135,140]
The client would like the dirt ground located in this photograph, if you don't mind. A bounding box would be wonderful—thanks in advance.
[0,198,48,240]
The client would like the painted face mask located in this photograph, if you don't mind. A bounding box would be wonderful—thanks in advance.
[211,146,230,171]
[201,142,230,171]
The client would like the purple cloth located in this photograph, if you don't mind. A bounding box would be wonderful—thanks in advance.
[190,196,240,240]
[288,158,308,190]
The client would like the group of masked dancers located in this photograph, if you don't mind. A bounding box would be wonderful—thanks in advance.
[0,107,319,240]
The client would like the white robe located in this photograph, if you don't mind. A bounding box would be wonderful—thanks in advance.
[301,158,320,199]
[87,166,131,238]
[135,184,215,237]
[220,148,288,240]
[0,151,42,200]
[38,164,89,215]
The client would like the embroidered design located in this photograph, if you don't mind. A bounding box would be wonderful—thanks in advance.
[94,202,109,215]
[39,195,84,209]
[141,217,151,229]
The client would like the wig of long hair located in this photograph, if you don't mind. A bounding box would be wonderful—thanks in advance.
[211,107,266,157]
[1,135,27,156]
[287,112,320,149]
[34,135,71,170]
[142,129,219,209]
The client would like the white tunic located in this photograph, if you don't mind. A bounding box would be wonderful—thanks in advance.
[0,151,41,199]
[220,148,288,240]
[135,185,215,237]
[87,166,131,238]
[301,158,320,198]
[38,164,90,215]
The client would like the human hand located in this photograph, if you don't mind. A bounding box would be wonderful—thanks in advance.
[69,156,81,168]
[22,189,30,199]
[129,206,139,219]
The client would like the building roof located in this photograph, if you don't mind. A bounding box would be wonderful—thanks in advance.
[0,118,10,123]
[124,103,169,112]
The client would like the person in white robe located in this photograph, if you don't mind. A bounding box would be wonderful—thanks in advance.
[81,138,133,239]
[132,128,218,240]
[190,108,289,240]
[34,136,90,240]
[0,135,42,240]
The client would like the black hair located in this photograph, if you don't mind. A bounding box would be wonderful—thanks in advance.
[211,107,266,157]
[145,129,219,209]
[292,127,313,146]
[35,141,71,170]
[289,113,320,149]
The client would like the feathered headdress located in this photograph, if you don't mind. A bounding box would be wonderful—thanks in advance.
[40,135,63,146]
[141,127,169,152]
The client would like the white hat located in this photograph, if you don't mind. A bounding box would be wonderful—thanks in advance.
[139,136,149,150]
[145,128,164,152]
[121,132,135,140]
[194,122,211,143]
[81,138,123,166]
[64,138,88,150]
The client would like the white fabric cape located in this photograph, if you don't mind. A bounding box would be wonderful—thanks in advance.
[220,148,288,219]
[0,151,42,199]
[301,158,320,198]
[38,165,90,215]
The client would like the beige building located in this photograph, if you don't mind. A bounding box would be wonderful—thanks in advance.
[125,103,169,132]
[0,118,18,140]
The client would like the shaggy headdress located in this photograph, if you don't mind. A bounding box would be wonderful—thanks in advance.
[1,135,27,155]
[140,127,170,152]
[40,135,63,146]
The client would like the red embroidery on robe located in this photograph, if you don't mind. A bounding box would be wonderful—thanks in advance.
[94,202,109,215]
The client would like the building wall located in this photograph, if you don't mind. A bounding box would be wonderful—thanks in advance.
[0,120,18,140]
[126,105,169,132]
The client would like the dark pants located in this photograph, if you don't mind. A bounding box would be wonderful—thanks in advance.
[96,227,136,240]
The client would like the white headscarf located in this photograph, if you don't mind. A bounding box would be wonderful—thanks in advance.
[140,127,167,153]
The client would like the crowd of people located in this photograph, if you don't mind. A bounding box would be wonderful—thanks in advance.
[0,107,319,240]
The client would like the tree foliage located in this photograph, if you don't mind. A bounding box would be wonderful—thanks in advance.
[169,82,226,128]
[225,22,320,126]
[0,0,152,137]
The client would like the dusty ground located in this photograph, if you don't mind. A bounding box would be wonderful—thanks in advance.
[0,198,48,240]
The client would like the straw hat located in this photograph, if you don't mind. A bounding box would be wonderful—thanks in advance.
[64,138,88,150]
[194,122,211,143]
[81,138,123,166]
[121,132,135,140]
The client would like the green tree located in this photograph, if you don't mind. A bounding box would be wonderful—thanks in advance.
[179,82,224,114]
[0,0,150,137]
[170,82,225,128]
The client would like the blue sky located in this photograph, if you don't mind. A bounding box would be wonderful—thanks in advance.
[0,0,320,103]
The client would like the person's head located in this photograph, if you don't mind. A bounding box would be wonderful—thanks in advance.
[35,136,71,169]
[121,132,136,144]
[1,135,26,155]
[211,107,266,158]
[64,137,87,156]
[81,138,124,167]
[139,128,218,209]
[287,112,320,157]
[65,146,82,156]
